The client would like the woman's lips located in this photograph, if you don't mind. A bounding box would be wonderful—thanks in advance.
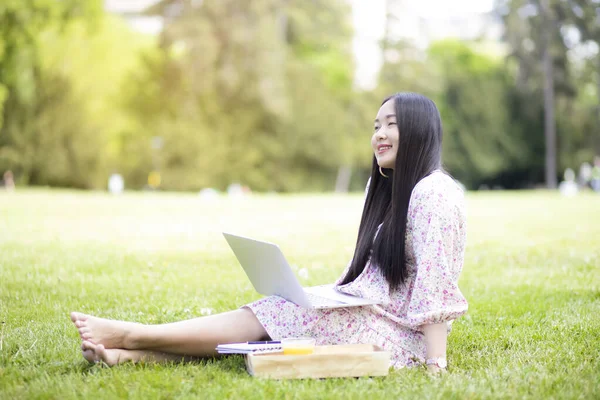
[377,145,392,154]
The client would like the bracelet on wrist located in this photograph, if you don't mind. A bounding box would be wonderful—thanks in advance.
[425,357,447,369]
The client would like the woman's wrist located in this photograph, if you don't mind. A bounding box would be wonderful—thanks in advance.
[421,323,448,372]
[426,356,447,370]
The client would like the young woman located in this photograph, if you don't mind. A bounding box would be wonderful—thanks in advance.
[71,92,468,373]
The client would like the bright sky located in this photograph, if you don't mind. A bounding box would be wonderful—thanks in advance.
[350,0,496,88]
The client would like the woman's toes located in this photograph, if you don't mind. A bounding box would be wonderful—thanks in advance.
[81,341,98,364]
[82,349,97,364]
[78,327,90,335]
[79,329,93,341]
[70,312,81,323]
[82,340,96,352]
[71,312,87,322]
[75,320,85,328]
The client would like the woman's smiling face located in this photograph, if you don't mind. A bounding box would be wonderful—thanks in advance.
[372,99,399,169]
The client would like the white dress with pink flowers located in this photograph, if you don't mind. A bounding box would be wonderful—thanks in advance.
[245,170,468,368]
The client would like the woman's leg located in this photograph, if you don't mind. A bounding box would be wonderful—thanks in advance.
[71,308,269,357]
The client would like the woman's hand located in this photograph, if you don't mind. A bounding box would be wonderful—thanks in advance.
[426,364,447,375]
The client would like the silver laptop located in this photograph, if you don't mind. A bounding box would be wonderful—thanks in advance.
[223,232,380,309]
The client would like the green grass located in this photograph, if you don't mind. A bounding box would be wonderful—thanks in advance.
[1,189,599,399]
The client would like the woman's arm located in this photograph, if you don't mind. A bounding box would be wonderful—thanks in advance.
[421,322,448,373]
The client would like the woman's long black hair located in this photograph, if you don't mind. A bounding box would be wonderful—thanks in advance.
[339,92,444,291]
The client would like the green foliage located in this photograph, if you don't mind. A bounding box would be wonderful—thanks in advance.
[0,0,102,165]
[0,1,146,187]
[1,0,599,190]
[428,40,528,187]
[118,0,358,192]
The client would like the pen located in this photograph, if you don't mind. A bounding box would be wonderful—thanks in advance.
[248,341,281,345]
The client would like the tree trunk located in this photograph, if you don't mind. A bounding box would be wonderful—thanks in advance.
[335,165,352,193]
[541,0,557,189]
[596,54,600,156]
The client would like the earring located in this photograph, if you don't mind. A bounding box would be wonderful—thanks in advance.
[379,166,389,178]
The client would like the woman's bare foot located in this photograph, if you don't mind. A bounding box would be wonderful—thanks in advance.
[81,340,134,366]
[71,312,142,349]
[95,344,131,366]
[81,340,186,366]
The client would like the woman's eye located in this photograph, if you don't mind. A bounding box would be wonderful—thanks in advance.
[388,122,396,126]
[374,126,380,132]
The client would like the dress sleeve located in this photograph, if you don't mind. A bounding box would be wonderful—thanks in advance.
[399,181,468,330]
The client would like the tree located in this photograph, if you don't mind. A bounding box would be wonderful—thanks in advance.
[497,0,600,186]
[429,41,532,188]
[540,0,558,188]
[128,0,357,191]
[564,0,600,155]
[497,0,582,188]
[0,0,102,185]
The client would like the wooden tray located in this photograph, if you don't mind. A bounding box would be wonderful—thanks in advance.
[245,344,390,379]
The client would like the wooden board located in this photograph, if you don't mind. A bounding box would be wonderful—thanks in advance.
[245,344,390,379]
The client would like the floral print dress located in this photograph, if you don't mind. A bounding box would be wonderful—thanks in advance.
[244,170,468,368]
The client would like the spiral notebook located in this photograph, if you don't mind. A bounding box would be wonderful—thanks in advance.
[216,341,282,355]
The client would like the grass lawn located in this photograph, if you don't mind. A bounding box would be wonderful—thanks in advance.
[1,188,599,399]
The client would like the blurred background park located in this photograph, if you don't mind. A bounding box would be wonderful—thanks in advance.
[1,0,600,194]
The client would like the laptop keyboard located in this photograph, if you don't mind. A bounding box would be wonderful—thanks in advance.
[305,292,345,307]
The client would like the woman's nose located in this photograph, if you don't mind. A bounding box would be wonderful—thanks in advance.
[375,128,387,140]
